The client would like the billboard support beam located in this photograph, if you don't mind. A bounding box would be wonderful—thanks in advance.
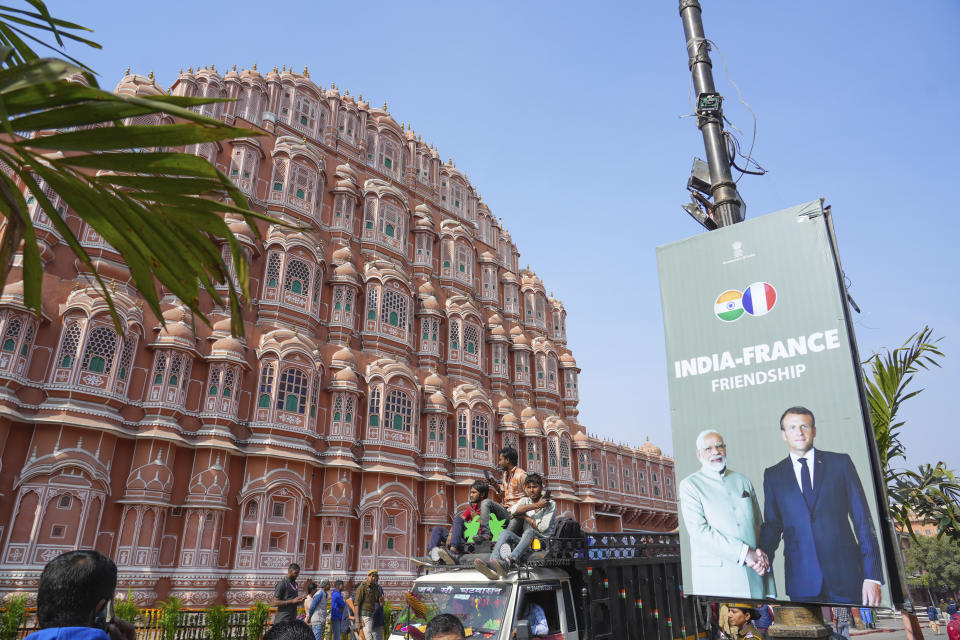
[679,0,742,228]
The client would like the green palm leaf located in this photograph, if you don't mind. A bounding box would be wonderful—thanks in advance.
[0,1,285,337]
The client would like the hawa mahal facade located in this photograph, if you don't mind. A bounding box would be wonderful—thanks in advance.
[0,66,676,604]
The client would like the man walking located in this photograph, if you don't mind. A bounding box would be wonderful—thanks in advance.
[308,578,330,640]
[354,570,385,640]
[678,430,774,598]
[272,563,302,625]
[928,604,943,636]
[834,607,851,640]
[759,407,883,605]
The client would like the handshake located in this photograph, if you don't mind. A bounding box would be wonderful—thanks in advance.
[745,548,770,575]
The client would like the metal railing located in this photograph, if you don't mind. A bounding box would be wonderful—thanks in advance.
[0,606,280,640]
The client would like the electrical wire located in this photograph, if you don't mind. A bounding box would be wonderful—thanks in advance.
[707,38,764,183]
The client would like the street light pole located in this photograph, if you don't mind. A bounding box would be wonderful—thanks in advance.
[679,0,742,228]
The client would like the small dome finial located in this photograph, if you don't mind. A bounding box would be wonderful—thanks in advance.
[253,62,257,70]
[232,64,237,71]
[382,101,388,111]
[148,70,155,80]
[125,66,131,75]
[303,65,309,77]
[188,66,193,74]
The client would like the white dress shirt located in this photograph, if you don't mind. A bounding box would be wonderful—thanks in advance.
[789,448,816,490]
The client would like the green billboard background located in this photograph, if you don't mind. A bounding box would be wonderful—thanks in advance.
[656,200,898,606]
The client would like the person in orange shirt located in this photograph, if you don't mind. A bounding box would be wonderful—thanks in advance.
[477,446,527,541]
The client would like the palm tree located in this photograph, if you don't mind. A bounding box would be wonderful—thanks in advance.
[0,1,271,336]
[863,326,959,542]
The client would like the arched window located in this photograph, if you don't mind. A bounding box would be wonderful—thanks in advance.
[427,415,446,455]
[332,195,354,230]
[547,354,558,392]
[81,326,117,374]
[565,370,578,399]
[338,110,357,143]
[535,295,546,330]
[384,390,413,431]
[471,414,489,455]
[368,387,381,427]
[504,284,519,315]
[380,289,408,329]
[514,351,530,385]
[269,158,288,203]
[283,259,310,296]
[419,318,439,355]
[457,411,468,450]
[417,154,431,185]
[258,364,274,408]
[376,201,404,250]
[292,95,317,133]
[207,364,222,397]
[366,286,379,321]
[288,162,317,214]
[464,324,479,355]
[277,367,307,414]
[265,253,282,290]
[535,354,546,389]
[2,315,21,352]
[415,233,432,265]
[548,436,560,472]
[448,319,460,355]
[153,353,167,385]
[331,285,355,326]
[455,243,472,284]
[491,343,508,377]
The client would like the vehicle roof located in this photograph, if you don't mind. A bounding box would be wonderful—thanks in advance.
[413,566,570,584]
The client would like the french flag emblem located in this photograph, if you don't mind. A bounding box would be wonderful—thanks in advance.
[741,282,777,316]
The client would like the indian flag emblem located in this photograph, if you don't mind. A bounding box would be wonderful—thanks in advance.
[714,290,744,322]
[742,282,778,316]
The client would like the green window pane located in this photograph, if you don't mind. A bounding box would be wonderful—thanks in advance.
[385,224,394,238]
[458,436,467,447]
[61,355,72,368]
[476,437,484,449]
[89,357,105,373]
[296,188,305,199]
[300,115,308,125]
[345,413,352,422]
[459,264,465,273]
[451,342,458,351]
[365,221,374,229]
[346,303,352,311]
[393,414,403,430]
[169,375,178,386]
[1,339,14,351]
[209,386,218,396]
[389,311,398,326]
[370,414,379,426]
[258,393,270,407]
[386,537,394,549]
[429,431,436,441]
[268,278,277,287]
[384,158,392,169]
[231,169,238,176]
[223,387,232,398]
[334,411,341,421]
[367,310,376,320]
[291,281,302,294]
[443,260,450,268]
[466,343,475,354]
[273,182,283,191]
[284,394,299,412]
[335,302,342,310]
[20,343,29,356]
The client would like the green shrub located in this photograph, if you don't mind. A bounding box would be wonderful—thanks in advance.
[246,601,270,640]
[0,595,27,640]
[158,596,183,640]
[113,590,139,623]
[206,604,230,640]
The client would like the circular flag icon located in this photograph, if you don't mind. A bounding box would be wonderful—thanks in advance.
[714,290,744,322]
[742,282,777,316]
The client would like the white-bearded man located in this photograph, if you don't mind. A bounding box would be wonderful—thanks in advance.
[678,429,776,598]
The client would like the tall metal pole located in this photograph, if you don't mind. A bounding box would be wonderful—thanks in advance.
[679,0,742,228]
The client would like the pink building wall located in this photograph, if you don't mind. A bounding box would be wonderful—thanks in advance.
[0,66,676,605]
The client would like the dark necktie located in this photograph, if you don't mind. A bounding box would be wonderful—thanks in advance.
[799,457,814,509]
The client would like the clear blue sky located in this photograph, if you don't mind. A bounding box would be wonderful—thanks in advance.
[49,1,958,472]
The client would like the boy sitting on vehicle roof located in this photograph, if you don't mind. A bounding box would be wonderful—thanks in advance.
[474,473,557,579]
[426,479,490,565]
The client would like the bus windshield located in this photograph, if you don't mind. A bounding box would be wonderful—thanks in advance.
[392,582,512,639]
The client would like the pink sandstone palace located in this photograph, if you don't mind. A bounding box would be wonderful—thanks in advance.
[0,66,677,605]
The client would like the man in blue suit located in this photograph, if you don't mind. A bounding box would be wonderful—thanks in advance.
[758,406,883,605]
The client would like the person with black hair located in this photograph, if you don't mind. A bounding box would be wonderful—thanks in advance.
[475,473,556,579]
[477,446,527,542]
[262,620,316,640]
[424,613,466,640]
[424,479,489,565]
[272,563,302,624]
[26,550,135,640]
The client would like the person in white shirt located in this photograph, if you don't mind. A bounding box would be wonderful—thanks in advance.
[474,473,556,579]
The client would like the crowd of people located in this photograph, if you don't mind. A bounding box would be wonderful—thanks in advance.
[18,549,472,640]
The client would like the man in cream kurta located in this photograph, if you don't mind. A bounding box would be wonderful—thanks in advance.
[678,430,776,599]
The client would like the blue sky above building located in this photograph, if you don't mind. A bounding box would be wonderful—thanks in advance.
[52,0,959,471]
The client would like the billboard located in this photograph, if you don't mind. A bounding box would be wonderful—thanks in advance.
[656,200,901,607]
